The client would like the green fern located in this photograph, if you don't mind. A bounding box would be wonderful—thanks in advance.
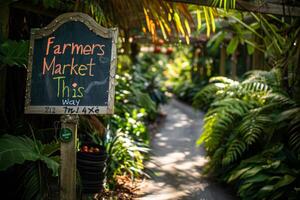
[222,139,247,166]
[192,83,226,110]
[209,76,238,84]
[241,81,270,93]
[198,98,251,158]
[263,92,295,107]
[244,69,281,88]
[239,113,272,145]
[277,107,300,153]
[196,67,300,199]
[193,76,238,110]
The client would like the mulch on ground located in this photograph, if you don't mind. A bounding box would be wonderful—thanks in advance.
[94,176,143,200]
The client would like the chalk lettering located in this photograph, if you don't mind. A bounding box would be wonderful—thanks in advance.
[63,43,71,53]
[83,45,92,55]
[62,99,80,106]
[43,56,55,75]
[46,37,55,55]
[45,36,106,57]
[45,106,55,114]
[53,76,85,98]
[53,45,61,54]
[42,57,95,76]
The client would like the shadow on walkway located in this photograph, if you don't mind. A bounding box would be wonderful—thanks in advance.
[138,99,237,200]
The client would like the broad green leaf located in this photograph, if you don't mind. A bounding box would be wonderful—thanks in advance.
[244,174,270,183]
[273,175,296,190]
[0,40,29,67]
[226,36,239,55]
[0,134,39,171]
[40,155,60,176]
[0,134,59,176]
[230,15,262,39]
[41,141,59,156]
[246,43,255,55]
[240,166,263,179]
[131,88,156,112]
[227,167,251,182]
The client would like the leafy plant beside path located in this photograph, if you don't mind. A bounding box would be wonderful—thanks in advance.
[193,69,300,199]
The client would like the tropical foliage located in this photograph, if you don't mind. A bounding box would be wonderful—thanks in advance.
[1,0,300,199]
[194,69,300,199]
[0,40,28,67]
[0,133,59,199]
[105,130,149,189]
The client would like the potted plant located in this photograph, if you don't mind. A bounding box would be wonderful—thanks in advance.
[77,116,107,194]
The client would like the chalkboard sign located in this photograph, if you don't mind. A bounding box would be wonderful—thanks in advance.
[25,13,118,115]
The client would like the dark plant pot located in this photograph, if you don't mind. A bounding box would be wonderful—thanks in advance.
[77,145,107,194]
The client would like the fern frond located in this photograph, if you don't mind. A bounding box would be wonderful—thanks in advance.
[211,98,252,115]
[222,139,247,166]
[278,107,300,153]
[241,81,270,93]
[209,76,238,85]
[199,97,252,155]
[239,112,272,145]
[244,69,281,88]
[202,110,243,153]
[192,82,227,109]
[263,92,295,106]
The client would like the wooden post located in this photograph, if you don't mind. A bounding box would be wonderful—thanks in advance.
[60,115,79,200]
[219,44,226,76]
[252,35,264,70]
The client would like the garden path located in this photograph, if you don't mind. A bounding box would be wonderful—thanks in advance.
[138,99,236,200]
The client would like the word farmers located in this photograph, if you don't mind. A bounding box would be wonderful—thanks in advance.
[46,37,105,56]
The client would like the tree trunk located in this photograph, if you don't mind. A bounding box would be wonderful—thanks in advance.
[219,44,226,76]
[292,37,300,101]
[231,52,237,80]
[252,35,264,70]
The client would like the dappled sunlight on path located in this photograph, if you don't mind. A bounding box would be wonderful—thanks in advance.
[139,99,236,200]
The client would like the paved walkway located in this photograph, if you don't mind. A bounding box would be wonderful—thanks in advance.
[139,99,236,200]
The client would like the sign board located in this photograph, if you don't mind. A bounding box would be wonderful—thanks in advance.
[25,12,118,115]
